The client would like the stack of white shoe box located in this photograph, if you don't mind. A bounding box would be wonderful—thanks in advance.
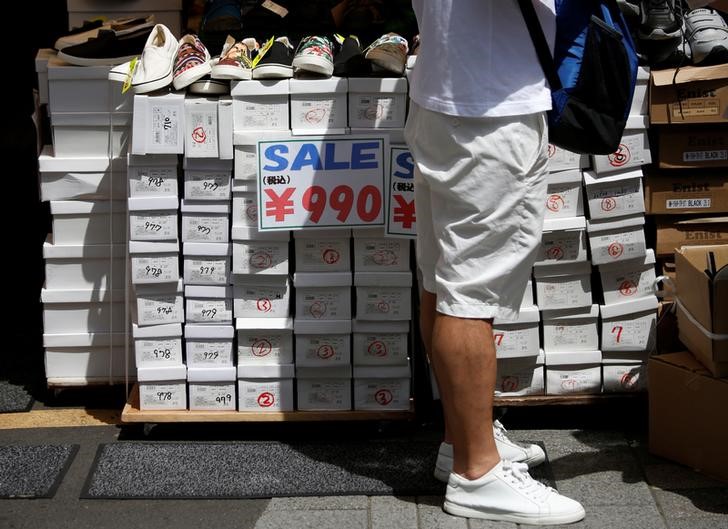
[38,56,133,385]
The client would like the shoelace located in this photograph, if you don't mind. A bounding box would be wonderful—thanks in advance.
[501,460,554,503]
[492,419,510,441]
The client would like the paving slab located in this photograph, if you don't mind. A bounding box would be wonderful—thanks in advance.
[652,488,728,519]
[252,509,368,529]
[521,502,668,529]
[265,495,369,510]
[644,464,728,490]
[417,495,468,529]
[371,495,418,529]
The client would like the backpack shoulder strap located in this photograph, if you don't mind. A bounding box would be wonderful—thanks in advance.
[516,0,562,91]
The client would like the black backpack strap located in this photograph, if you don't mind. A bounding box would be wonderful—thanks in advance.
[517,0,562,91]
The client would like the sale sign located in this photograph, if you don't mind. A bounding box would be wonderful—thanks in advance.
[257,136,388,231]
[386,146,416,238]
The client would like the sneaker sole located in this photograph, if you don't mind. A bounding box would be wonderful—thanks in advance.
[365,49,405,75]
[443,501,586,525]
[173,62,213,90]
[188,78,230,95]
[292,55,333,77]
[693,44,728,65]
[252,64,293,79]
[132,70,174,94]
[211,64,253,80]
[56,51,139,67]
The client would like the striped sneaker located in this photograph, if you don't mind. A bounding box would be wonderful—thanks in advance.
[173,34,212,90]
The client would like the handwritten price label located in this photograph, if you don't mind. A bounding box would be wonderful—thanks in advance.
[257,137,386,230]
[386,146,417,238]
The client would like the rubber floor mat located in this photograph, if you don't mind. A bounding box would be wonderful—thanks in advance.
[0,444,79,498]
[0,381,34,413]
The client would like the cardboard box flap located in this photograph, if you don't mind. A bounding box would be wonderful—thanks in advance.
[542,304,599,321]
[583,167,643,186]
[183,242,232,256]
[132,322,182,339]
[545,350,602,365]
[184,285,233,299]
[296,366,352,379]
[547,168,583,185]
[187,366,236,382]
[129,240,180,253]
[293,271,352,287]
[351,319,409,333]
[184,323,234,339]
[676,244,728,334]
[651,64,728,87]
[354,271,412,287]
[137,365,187,382]
[600,295,658,319]
[294,319,352,334]
[237,363,295,378]
[50,200,126,215]
[235,316,293,330]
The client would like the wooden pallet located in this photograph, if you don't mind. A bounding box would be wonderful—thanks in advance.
[493,393,646,406]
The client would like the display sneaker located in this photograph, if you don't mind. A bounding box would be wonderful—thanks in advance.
[639,0,683,40]
[252,36,295,79]
[131,24,180,94]
[55,15,156,51]
[433,420,547,483]
[444,460,585,524]
[211,35,259,80]
[54,19,104,50]
[685,8,728,65]
[616,0,640,20]
[57,24,154,66]
[646,20,692,67]
[292,35,335,77]
[199,0,244,58]
[332,34,370,77]
[364,32,408,75]
[188,76,230,95]
[172,34,212,90]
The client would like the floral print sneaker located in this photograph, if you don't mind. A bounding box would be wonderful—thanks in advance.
[211,35,259,80]
[292,35,334,77]
[364,32,408,75]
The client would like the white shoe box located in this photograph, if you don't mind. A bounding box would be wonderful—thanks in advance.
[132,321,183,368]
[183,157,232,200]
[296,366,352,411]
[137,365,188,411]
[51,112,131,158]
[183,242,231,286]
[180,199,230,243]
[43,331,134,382]
[294,319,352,367]
[185,285,233,325]
[591,116,651,175]
[47,58,132,113]
[354,271,412,321]
[233,274,290,318]
[218,96,234,160]
[352,227,410,272]
[521,279,534,308]
[353,365,411,411]
[630,66,650,116]
[347,77,408,129]
[236,317,294,365]
[599,249,657,306]
[536,217,588,266]
[185,324,235,368]
[542,305,599,353]
[38,146,126,201]
[547,144,591,172]
[349,128,406,145]
[131,92,186,155]
[50,200,126,244]
[545,169,584,219]
[600,296,658,352]
[184,96,220,158]
[352,319,409,366]
[294,229,352,272]
[134,279,184,326]
[294,272,352,320]
[583,168,645,220]
[67,0,183,36]
[43,237,125,290]
[533,261,593,310]
[233,130,292,181]
[231,79,290,131]
[586,214,647,266]
[232,185,258,228]
[232,233,290,275]
[41,287,125,334]
[545,350,603,395]
[602,351,649,392]
[187,366,237,411]
[495,350,545,397]
[127,153,179,198]
[237,363,294,411]
[35,48,55,105]
[289,77,348,134]
[128,196,179,241]
[493,305,541,359]
[129,240,179,285]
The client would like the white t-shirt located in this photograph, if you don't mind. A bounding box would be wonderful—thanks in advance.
[409,0,556,118]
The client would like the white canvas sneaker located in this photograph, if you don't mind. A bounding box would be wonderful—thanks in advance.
[433,420,547,482]
[444,460,586,525]
[131,24,179,94]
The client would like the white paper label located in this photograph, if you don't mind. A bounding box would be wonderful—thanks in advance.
[129,166,177,196]
[592,229,644,263]
[186,298,233,323]
[234,285,288,317]
[130,212,177,240]
[360,287,409,319]
[540,231,584,262]
[185,171,230,200]
[186,110,218,156]
[151,105,181,148]
[683,150,728,162]
[299,240,349,269]
[187,339,234,366]
[359,239,407,269]
[545,183,581,217]
[139,295,183,324]
[355,96,397,124]
[356,333,408,363]
[239,382,284,410]
[299,289,350,319]
[140,383,185,409]
[298,335,348,364]
[608,269,656,300]
[189,383,236,410]
[356,380,408,409]
[235,148,257,180]
[240,102,285,129]
[238,331,291,363]
[666,198,711,209]
[185,257,229,285]
[300,381,349,408]
[136,338,182,364]
[296,99,337,127]
[547,323,597,348]
[603,317,654,349]
[131,255,179,283]
[233,194,258,226]
[539,279,589,309]
[233,242,288,274]
[493,326,538,356]
[182,214,228,242]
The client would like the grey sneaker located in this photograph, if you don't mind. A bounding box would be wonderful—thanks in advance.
[685,8,728,65]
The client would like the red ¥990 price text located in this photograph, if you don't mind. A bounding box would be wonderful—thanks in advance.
[264,184,382,225]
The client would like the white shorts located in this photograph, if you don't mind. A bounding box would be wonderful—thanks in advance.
[404,102,549,320]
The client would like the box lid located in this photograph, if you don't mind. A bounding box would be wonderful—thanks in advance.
[598,249,656,271]
[128,196,178,211]
[132,322,182,338]
[650,350,728,381]
[233,274,289,287]
[542,304,600,321]
[236,316,293,330]
[129,240,179,253]
[348,77,408,93]
[351,319,409,333]
[542,216,586,232]
[38,145,118,172]
[233,130,292,145]
[187,366,236,382]
[185,284,233,299]
[293,228,352,238]
[183,242,232,256]
[230,78,290,96]
[137,365,187,382]
[498,348,546,365]
[533,260,592,277]
[128,153,179,167]
[293,271,352,287]
[232,182,257,193]
[296,366,352,378]
[602,350,651,364]
[353,365,411,378]
[587,214,646,233]
[651,63,728,87]
[637,65,650,82]
[183,157,233,171]
[180,199,230,214]
[354,271,412,287]
[185,323,234,339]
[237,363,295,378]
[50,112,132,127]
[494,305,541,325]
[35,48,56,72]
[547,168,583,185]
[49,199,126,214]
[625,114,649,130]
[47,58,113,80]
[134,278,184,295]
[583,167,643,186]
[43,238,125,259]
[43,331,126,347]
[231,226,290,241]
[675,244,728,334]
[294,319,352,334]
[600,295,658,319]
[289,77,348,94]
[41,287,124,303]
[352,227,386,238]
[545,350,602,365]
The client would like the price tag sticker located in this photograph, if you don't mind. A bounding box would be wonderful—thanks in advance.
[386,146,416,238]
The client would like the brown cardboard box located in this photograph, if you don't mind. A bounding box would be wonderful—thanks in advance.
[649,352,728,482]
[675,245,728,376]
[654,216,728,256]
[657,125,728,169]
[644,169,728,214]
[650,64,728,125]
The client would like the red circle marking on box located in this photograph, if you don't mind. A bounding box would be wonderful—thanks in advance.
[257,391,275,407]
[374,389,393,406]
[547,194,564,212]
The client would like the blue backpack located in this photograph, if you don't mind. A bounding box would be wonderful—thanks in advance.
[518,0,639,155]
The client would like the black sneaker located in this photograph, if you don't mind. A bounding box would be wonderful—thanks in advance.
[639,0,682,40]
[333,34,371,77]
[252,36,294,79]
[57,26,154,66]
[199,0,244,59]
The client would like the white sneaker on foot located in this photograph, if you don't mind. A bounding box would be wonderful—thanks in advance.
[444,460,585,525]
[434,420,547,482]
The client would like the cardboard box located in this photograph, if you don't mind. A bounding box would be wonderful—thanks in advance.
[536,217,588,266]
[289,77,348,134]
[184,285,233,325]
[296,366,352,410]
[587,214,647,266]
[649,64,728,125]
[128,196,179,241]
[294,271,352,320]
[184,96,220,158]
[134,279,184,326]
[492,306,541,358]
[294,229,352,272]
[43,237,125,290]
[232,238,290,275]
[132,322,183,368]
[232,187,258,227]
[675,245,728,376]
[129,240,180,285]
[354,271,412,321]
[352,228,411,272]
[183,242,231,286]
[353,365,411,410]
[180,199,230,243]
[547,144,590,172]
[590,116,651,174]
[137,365,187,410]
[599,249,657,305]
[544,169,584,219]
[35,48,55,105]
[648,351,728,481]
[237,363,295,411]
[294,319,352,367]
[43,331,134,383]
[533,261,593,310]
[236,317,294,365]
[233,274,290,318]
[51,112,131,158]
[231,79,290,131]
[48,58,132,113]
[542,305,599,353]
[218,96,233,160]
[600,296,658,352]
[583,168,645,220]
[644,169,728,215]
[654,215,728,256]
[184,165,231,201]
[657,125,728,169]
[602,351,649,392]
[131,92,186,154]
[127,153,179,198]
[630,66,650,116]
[50,199,126,244]
[233,130,291,181]
[347,77,408,128]
[187,366,237,411]
[545,350,603,395]
[41,288,125,334]
[185,324,235,368]
[352,319,409,366]
[495,350,545,396]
